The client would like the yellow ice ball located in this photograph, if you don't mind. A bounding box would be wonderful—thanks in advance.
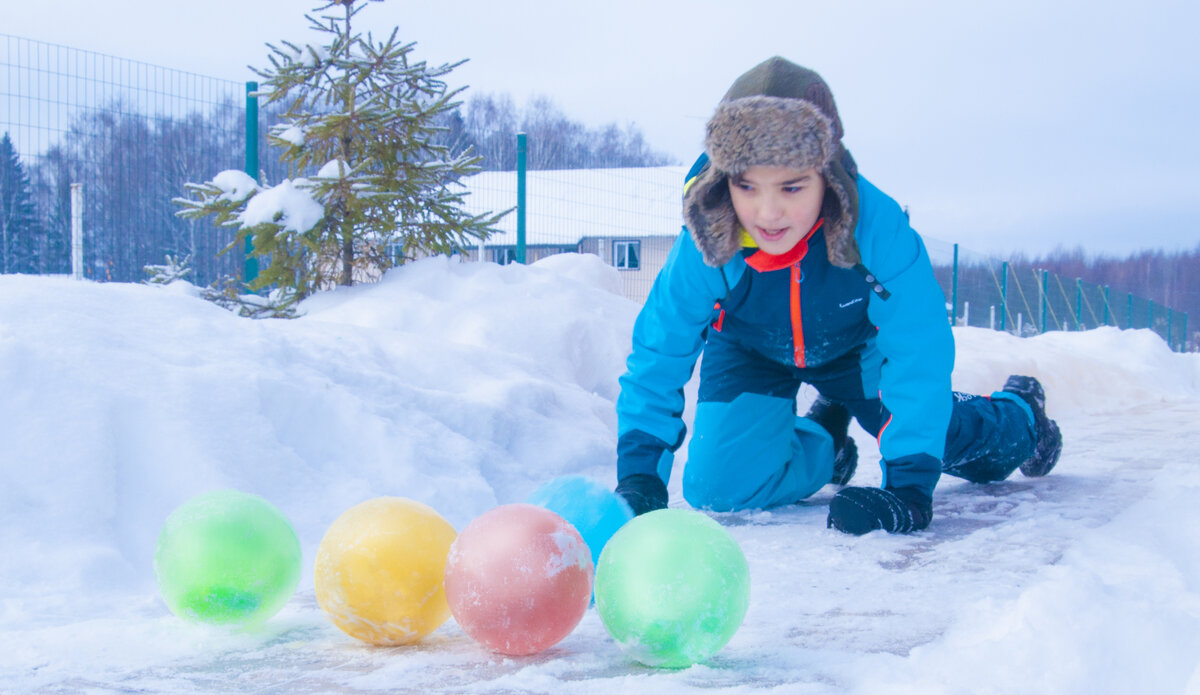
[315,497,458,645]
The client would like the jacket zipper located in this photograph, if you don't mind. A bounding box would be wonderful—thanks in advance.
[791,262,805,367]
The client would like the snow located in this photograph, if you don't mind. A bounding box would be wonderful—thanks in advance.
[209,169,259,203]
[317,159,349,179]
[274,125,307,148]
[240,178,325,233]
[1,253,1199,694]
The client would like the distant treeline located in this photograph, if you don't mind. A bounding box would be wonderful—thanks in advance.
[0,93,673,285]
[435,93,676,170]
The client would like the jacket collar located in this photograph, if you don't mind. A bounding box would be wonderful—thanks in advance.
[744,218,824,272]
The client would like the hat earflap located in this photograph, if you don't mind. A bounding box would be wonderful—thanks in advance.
[822,146,861,269]
[683,165,743,268]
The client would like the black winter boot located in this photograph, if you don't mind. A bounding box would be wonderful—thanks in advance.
[805,396,857,485]
[1002,375,1063,477]
[831,437,858,486]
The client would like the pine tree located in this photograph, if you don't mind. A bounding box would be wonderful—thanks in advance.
[176,0,504,300]
[0,132,43,274]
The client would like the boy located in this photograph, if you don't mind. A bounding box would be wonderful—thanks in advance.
[614,57,1062,534]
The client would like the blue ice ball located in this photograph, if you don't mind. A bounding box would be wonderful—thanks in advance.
[527,475,634,570]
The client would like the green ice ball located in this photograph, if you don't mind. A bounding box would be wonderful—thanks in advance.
[154,489,301,627]
[594,508,750,668]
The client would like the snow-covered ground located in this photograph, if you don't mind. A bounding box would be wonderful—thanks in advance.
[1,254,1198,694]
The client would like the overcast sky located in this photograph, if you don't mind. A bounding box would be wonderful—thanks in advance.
[6,0,1199,258]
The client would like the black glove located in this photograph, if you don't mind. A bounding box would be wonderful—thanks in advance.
[615,473,668,516]
[827,485,933,535]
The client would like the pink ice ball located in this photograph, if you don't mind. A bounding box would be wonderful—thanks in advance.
[444,503,593,655]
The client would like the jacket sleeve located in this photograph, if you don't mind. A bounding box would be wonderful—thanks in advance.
[616,229,738,482]
[857,177,955,496]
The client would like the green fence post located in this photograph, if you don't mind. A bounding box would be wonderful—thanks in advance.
[999,261,1008,331]
[1080,278,1089,331]
[516,132,527,264]
[1040,269,1048,333]
[1184,313,1189,352]
[244,81,259,285]
[1149,299,1155,334]
[1103,285,1110,326]
[951,243,959,326]
[1127,293,1133,329]
[1167,308,1174,351]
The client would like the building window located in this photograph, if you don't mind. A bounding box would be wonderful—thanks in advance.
[492,247,517,265]
[613,240,640,270]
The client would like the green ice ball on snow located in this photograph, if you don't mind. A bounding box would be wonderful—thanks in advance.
[594,508,750,668]
[154,489,301,626]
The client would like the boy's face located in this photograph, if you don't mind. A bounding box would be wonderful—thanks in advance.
[728,165,825,256]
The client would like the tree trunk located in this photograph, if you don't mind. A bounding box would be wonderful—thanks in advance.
[341,228,354,286]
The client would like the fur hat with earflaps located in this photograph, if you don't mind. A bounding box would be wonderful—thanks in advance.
[684,57,862,269]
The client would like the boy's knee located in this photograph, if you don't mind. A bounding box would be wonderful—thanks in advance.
[681,472,752,512]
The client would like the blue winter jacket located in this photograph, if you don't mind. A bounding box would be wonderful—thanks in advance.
[616,164,955,497]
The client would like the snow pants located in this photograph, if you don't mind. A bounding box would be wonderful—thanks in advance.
[682,334,1037,512]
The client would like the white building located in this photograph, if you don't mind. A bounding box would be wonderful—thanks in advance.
[459,166,688,304]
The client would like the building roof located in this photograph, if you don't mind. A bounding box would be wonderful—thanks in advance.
[459,166,688,246]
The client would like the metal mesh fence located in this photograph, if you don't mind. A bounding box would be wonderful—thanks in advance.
[928,240,1190,351]
[2,33,245,283]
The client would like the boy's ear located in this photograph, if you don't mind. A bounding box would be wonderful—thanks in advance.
[683,166,742,268]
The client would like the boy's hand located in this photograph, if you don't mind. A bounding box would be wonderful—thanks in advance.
[827,485,932,535]
[615,474,668,516]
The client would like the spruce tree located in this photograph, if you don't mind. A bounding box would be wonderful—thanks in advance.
[0,133,43,274]
[177,0,503,300]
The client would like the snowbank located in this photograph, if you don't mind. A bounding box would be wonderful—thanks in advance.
[1,254,1198,693]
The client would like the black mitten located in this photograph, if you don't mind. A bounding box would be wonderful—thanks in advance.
[827,485,933,535]
[615,473,668,516]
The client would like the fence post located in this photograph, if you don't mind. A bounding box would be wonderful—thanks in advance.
[70,183,84,280]
[516,132,527,264]
[244,81,259,285]
[1127,293,1133,329]
[1167,308,1173,351]
[1075,278,1083,330]
[1149,299,1155,333]
[951,243,959,326]
[1040,269,1048,333]
[1103,285,1110,326]
[1000,261,1008,331]
[1184,313,1189,352]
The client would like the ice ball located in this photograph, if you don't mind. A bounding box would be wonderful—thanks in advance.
[444,503,592,655]
[314,497,457,645]
[594,508,750,668]
[154,489,301,627]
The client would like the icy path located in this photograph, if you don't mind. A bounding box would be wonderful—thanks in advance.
[5,401,1198,695]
